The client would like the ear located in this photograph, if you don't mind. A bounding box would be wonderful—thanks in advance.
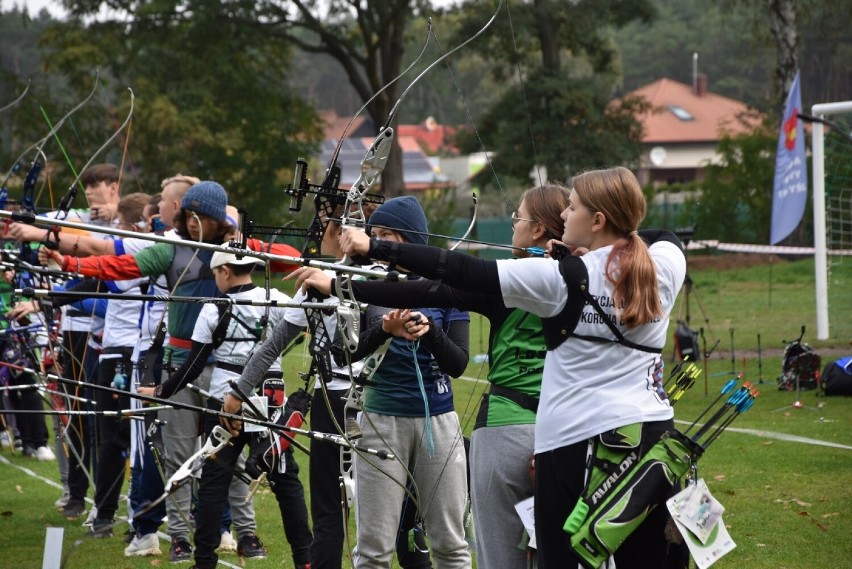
[531,221,547,241]
[591,211,607,233]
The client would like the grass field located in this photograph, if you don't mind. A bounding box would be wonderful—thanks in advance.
[1,256,850,568]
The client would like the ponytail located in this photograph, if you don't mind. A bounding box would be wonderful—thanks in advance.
[572,167,662,327]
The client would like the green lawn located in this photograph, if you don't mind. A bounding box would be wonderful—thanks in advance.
[1,256,850,568]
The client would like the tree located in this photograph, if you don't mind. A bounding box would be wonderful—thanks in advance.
[765,0,798,107]
[24,1,321,225]
[452,0,655,192]
[232,0,437,197]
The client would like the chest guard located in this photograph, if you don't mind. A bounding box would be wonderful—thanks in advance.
[165,245,214,291]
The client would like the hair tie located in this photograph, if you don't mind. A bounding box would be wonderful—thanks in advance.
[628,230,638,238]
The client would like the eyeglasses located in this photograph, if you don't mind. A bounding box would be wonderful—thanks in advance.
[511,211,536,228]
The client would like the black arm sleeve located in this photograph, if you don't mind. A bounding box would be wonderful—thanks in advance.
[368,240,502,295]
[156,340,212,399]
[50,278,104,307]
[341,278,504,316]
[419,317,469,378]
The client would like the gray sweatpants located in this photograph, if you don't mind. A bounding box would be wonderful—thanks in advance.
[354,411,471,569]
[470,424,536,569]
[159,365,256,541]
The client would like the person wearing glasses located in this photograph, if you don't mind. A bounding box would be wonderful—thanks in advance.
[291,185,570,569]
[299,167,687,569]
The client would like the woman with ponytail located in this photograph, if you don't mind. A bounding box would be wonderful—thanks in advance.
[296,166,687,569]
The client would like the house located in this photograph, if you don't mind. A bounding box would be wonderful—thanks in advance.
[316,111,449,191]
[627,75,760,187]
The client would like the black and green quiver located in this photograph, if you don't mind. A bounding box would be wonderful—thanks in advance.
[564,430,703,569]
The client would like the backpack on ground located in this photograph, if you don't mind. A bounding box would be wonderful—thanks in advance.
[820,356,852,396]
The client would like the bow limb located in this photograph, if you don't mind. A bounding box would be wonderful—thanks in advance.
[0,72,101,191]
[71,87,135,192]
[449,193,478,252]
[323,19,434,186]
[0,79,30,114]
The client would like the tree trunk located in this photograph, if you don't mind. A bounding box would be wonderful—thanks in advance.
[765,0,798,109]
[535,0,561,72]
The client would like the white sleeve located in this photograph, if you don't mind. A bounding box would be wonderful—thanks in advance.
[496,257,569,318]
[650,241,687,312]
[191,304,218,344]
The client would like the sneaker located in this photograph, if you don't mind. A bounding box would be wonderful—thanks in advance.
[0,431,10,448]
[54,487,71,509]
[169,538,193,563]
[82,505,98,528]
[22,446,37,458]
[34,446,56,461]
[13,438,23,453]
[61,500,86,520]
[123,527,136,544]
[86,518,115,538]
[237,534,266,559]
[124,532,161,557]
[217,531,237,553]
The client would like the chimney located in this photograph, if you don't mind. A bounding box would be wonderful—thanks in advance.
[695,73,708,97]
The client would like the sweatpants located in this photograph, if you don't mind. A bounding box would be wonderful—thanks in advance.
[158,365,255,542]
[470,424,535,569]
[354,411,470,569]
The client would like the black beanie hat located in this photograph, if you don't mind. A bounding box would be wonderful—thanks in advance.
[368,196,429,245]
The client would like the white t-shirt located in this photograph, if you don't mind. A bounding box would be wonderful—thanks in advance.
[116,235,170,362]
[101,276,148,351]
[496,241,686,453]
[193,286,292,399]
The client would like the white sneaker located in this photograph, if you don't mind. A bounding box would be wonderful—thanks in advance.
[0,432,11,448]
[54,486,71,508]
[217,530,237,553]
[35,446,55,461]
[124,532,161,557]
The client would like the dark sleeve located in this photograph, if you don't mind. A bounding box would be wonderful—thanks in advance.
[50,278,105,307]
[234,320,305,394]
[156,340,212,399]
[421,317,469,378]
[344,278,504,315]
[368,240,502,295]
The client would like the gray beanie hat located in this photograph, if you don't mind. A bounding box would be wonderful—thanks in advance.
[181,181,228,222]
[368,196,429,245]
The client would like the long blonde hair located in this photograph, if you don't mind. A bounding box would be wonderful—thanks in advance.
[571,167,662,327]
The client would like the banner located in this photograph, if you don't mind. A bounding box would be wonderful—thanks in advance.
[770,71,808,245]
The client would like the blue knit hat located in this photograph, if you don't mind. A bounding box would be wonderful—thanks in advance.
[181,181,228,222]
[368,196,429,245]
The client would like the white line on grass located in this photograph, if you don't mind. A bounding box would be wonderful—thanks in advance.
[674,421,852,450]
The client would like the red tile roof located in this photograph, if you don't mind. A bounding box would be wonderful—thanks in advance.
[397,117,459,155]
[627,78,760,143]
